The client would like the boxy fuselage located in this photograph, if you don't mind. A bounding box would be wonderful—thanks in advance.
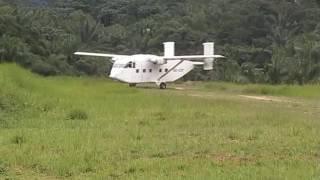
[110,54,194,84]
[74,42,224,88]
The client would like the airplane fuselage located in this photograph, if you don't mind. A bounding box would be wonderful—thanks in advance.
[75,42,224,89]
[110,54,194,84]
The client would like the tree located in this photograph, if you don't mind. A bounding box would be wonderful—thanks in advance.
[0,0,319,83]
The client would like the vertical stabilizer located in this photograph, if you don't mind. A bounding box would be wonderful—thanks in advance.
[203,42,214,70]
[163,42,175,57]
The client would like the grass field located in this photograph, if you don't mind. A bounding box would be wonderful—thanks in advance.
[0,64,320,179]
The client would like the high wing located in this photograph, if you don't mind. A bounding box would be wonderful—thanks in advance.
[74,52,129,62]
[162,55,225,61]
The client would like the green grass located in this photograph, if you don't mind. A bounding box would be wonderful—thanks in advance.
[199,81,320,98]
[0,64,320,179]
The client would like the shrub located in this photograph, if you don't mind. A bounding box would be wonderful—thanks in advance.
[31,60,57,76]
[0,94,18,112]
[11,135,26,145]
[67,109,88,120]
[0,163,7,176]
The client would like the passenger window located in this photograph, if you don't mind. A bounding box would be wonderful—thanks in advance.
[159,69,162,73]
[149,69,152,73]
[165,68,168,72]
[133,62,136,69]
[143,69,146,73]
[136,69,139,73]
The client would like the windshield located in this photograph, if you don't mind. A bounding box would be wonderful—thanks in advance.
[113,60,135,69]
[124,61,132,68]
[113,63,126,68]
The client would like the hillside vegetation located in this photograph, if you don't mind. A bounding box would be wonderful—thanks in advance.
[0,0,320,83]
[0,64,319,179]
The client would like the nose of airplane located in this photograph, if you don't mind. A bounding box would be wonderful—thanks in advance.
[109,72,117,79]
[109,70,121,81]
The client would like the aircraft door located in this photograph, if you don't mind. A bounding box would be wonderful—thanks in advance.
[134,61,143,83]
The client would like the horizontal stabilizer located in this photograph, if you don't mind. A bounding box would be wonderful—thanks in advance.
[163,55,225,60]
[193,62,204,65]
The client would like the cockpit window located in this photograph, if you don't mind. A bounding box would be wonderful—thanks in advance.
[113,64,126,68]
[124,61,135,68]
[124,62,131,68]
[114,61,135,69]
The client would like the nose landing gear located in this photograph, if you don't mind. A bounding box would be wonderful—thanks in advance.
[129,83,137,87]
[159,82,167,89]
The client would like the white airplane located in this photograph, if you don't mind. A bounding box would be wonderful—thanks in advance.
[75,42,224,89]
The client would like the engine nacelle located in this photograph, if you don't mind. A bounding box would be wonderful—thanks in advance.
[148,56,167,65]
[155,58,167,65]
[203,42,214,70]
[112,57,120,62]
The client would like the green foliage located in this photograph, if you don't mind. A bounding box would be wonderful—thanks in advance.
[67,109,88,120]
[0,0,320,83]
[0,161,8,176]
[11,134,26,145]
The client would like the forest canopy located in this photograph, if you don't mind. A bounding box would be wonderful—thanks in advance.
[0,0,320,84]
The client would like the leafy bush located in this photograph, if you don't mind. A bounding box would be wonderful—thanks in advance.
[67,109,88,120]
[0,162,8,176]
[0,94,18,112]
[11,135,26,145]
[31,60,57,76]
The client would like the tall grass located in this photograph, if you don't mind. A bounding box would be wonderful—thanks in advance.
[0,64,319,179]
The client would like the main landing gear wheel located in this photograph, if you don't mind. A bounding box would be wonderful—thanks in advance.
[159,83,167,89]
[129,83,136,87]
